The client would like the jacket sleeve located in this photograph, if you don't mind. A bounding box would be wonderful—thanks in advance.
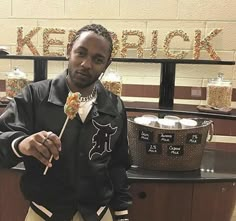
[0,85,34,168]
[108,97,132,218]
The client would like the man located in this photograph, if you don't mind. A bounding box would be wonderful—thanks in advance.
[0,24,132,221]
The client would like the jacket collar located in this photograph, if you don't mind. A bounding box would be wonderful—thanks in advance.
[48,70,118,117]
[48,70,69,106]
[94,81,118,117]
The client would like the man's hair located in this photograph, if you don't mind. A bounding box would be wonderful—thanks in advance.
[71,24,113,59]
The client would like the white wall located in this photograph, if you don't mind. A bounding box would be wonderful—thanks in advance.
[0,0,235,105]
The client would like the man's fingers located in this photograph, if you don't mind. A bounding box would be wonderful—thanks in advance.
[47,132,61,151]
[41,138,60,160]
[31,148,52,167]
[18,131,62,165]
[35,141,51,159]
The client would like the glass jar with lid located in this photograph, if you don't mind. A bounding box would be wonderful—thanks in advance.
[6,67,28,99]
[206,73,232,108]
[101,69,122,96]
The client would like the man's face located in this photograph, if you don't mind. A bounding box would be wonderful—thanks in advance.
[67,31,111,90]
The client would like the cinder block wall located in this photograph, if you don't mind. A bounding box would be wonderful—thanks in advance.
[0,0,236,144]
[0,0,235,105]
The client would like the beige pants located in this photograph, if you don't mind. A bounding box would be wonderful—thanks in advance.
[25,207,113,221]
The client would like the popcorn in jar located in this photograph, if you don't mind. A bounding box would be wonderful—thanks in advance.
[101,69,122,96]
[206,73,232,108]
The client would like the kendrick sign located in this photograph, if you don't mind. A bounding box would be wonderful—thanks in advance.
[16,27,222,60]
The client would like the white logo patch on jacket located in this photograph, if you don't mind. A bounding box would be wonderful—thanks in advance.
[89,119,118,160]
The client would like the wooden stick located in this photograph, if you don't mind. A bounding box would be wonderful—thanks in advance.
[43,116,69,175]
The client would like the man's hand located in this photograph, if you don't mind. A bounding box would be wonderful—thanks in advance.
[18,131,61,167]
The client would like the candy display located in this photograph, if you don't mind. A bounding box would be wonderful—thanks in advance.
[43,28,65,56]
[207,85,232,108]
[121,30,145,58]
[102,70,122,96]
[102,81,122,96]
[6,67,27,98]
[150,30,158,58]
[206,73,232,108]
[193,29,222,60]
[163,29,190,59]
[16,27,41,55]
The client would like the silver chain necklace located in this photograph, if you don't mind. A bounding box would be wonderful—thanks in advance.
[79,86,97,102]
[66,75,97,102]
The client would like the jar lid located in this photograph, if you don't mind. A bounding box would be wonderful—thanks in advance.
[102,69,121,82]
[208,73,231,86]
[8,67,26,78]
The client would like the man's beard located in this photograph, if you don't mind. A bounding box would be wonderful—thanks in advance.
[68,70,98,89]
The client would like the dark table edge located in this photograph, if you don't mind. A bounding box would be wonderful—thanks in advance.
[9,164,236,183]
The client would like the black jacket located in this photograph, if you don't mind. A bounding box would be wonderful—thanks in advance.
[0,71,132,221]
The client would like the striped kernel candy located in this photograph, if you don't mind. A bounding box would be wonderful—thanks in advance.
[64,92,81,119]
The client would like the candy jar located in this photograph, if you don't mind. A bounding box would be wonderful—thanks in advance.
[6,67,28,99]
[206,73,232,108]
[101,69,122,96]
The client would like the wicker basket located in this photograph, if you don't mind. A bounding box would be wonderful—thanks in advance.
[128,118,213,171]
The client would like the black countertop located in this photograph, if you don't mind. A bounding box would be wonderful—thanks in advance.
[127,148,236,183]
[13,148,236,183]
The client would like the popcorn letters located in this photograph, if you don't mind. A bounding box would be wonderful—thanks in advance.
[16,27,222,60]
